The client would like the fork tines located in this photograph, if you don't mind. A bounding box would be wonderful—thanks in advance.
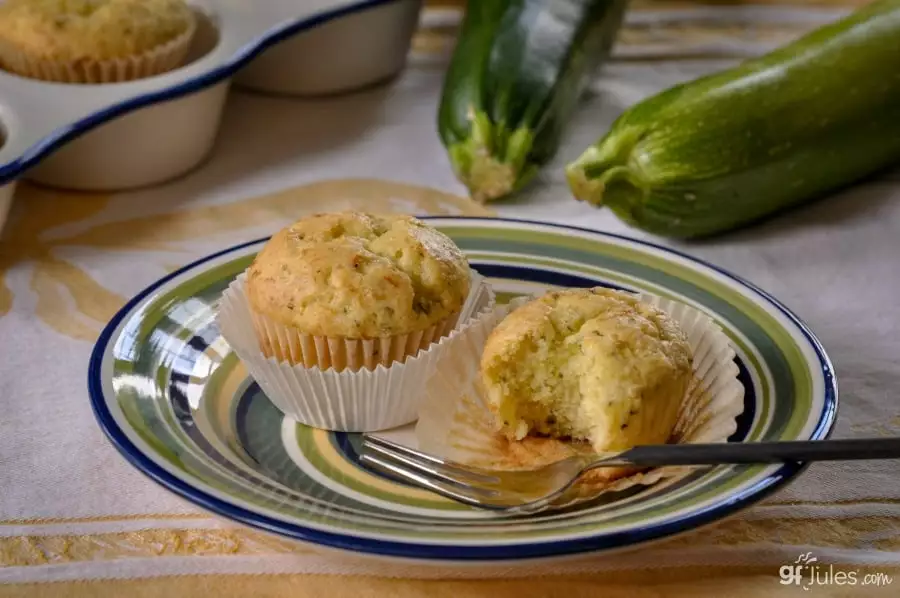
[359,434,505,508]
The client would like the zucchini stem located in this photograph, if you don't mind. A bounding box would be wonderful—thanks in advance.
[566,128,646,208]
[565,146,608,205]
[447,108,536,203]
[566,146,647,228]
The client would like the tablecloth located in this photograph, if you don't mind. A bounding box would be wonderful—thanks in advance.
[2,1,900,596]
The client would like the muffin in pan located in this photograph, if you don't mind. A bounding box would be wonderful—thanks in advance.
[0,0,196,83]
[245,211,473,372]
[480,288,693,454]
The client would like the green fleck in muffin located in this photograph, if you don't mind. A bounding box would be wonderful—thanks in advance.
[0,0,196,83]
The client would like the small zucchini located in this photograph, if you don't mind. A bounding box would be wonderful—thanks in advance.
[566,0,900,238]
[438,0,627,202]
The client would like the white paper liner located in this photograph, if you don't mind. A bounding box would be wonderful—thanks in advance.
[415,290,745,506]
[216,272,495,432]
[0,16,195,83]
[250,305,459,372]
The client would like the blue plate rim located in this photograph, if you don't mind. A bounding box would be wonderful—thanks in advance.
[87,216,838,562]
[0,0,404,184]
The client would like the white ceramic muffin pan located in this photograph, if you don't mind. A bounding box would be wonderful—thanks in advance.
[236,0,422,96]
[0,0,424,230]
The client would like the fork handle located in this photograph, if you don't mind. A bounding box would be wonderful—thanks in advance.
[604,437,900,467]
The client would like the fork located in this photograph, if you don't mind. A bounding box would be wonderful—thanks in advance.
[359,435,900,514]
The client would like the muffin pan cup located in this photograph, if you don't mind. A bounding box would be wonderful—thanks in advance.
[216,271,496,432]
[0,0,422,200]
[235,0,423,96]
[415,291,746,506]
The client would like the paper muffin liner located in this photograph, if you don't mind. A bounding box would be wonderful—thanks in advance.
[0,17,196,83]
[249,305,460,372]
[415,290,745,507]
[216,271,496,432]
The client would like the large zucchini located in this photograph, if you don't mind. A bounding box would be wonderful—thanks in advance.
[438,0,627,203]
[566,0,900,238]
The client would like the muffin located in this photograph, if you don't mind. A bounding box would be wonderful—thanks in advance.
[480,288,693,453]
[0,0,196,83]
[245,211,472,372]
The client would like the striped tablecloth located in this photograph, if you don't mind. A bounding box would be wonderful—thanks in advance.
[2,1,899,596]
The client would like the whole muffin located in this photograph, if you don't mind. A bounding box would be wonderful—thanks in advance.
[0,0,196,83]
[246,212,472,370]
[480,288,693,453]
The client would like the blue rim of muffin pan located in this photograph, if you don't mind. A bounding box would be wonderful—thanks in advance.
[87,216,838,563]
[0,0,404,185]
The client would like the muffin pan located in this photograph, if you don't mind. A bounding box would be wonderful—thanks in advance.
[0,0,423,225]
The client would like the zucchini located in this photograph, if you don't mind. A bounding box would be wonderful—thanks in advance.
[438,0,627,202]
[566,0,900,238]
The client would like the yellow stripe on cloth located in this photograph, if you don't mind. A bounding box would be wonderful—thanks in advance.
[2,569,899,598]
[3,514,900,566]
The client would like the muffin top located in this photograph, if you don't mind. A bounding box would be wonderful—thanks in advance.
[480,288,693,451]
[246,212,472,339]
[483,288,691,372]
[0,0,195,62]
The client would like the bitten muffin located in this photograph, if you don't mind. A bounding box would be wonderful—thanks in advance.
[480,288,693,453]
[0,0,196,83]
[245,212,472,369]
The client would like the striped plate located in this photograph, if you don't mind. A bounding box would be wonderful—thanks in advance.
[88,217,837,563]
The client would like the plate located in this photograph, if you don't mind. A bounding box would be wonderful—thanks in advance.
[88,217,837,564]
